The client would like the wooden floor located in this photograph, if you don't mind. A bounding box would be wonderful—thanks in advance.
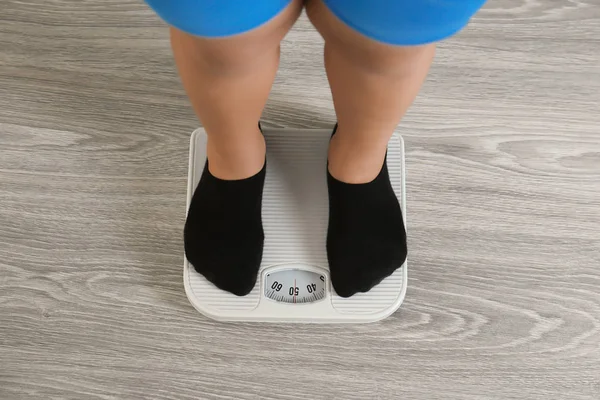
[1,1,599,399]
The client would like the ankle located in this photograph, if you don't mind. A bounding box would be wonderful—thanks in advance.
[207,131,265,180]
[328,132,388,184]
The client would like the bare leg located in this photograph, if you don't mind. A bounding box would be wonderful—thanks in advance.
[169,1,303,296]
[306,0,435,183]
[306,0,436,297]
[170,0,303,179]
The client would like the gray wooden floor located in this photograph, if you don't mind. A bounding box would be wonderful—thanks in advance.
[1,1,600,399]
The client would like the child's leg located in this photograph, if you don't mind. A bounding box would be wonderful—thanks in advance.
[307,0,486,182]
[160,1,303,179]
[145,0,303,295]
[306,0,486,297]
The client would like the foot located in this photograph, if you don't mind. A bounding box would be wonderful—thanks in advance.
[184,127,266,296]
[326,125,407,298]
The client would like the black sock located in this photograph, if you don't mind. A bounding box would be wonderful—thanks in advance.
[184,161,266,296]
[327,138,407,298]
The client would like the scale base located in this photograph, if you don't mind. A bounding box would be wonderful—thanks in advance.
[184,127,407,323]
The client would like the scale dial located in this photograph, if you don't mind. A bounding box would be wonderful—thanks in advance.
[264,269,326,304]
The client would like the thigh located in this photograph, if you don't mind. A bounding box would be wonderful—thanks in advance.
[145,0,293,37]
[322,0,487,45]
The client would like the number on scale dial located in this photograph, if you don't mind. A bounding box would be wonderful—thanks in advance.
[265,269,326,304]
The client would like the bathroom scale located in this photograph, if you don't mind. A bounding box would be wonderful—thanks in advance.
[184,127,407,323]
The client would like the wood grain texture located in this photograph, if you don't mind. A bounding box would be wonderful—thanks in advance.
[1,0,599,399]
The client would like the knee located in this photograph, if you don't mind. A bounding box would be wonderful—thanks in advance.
[306,0,435,76]
[328,38,435,78]
[169,0,302,74]
[170,27,278,74]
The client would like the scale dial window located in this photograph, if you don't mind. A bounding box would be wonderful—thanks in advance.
[264,269,326,304]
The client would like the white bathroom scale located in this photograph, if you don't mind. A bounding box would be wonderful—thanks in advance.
[184,127,407,323]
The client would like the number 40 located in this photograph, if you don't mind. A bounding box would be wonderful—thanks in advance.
[306,283,317,293]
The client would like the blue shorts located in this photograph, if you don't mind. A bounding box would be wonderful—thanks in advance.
[144,0,487,46]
